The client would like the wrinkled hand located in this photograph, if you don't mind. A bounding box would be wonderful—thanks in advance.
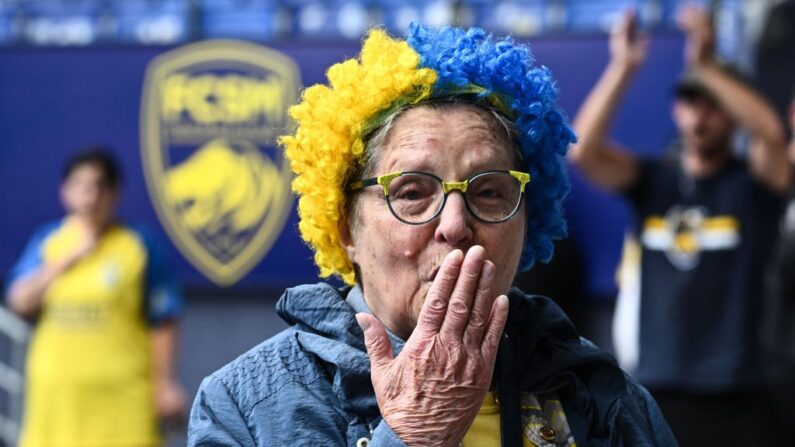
[677,5,715,67]
[357,246,509,446]
[155,378,188,424]
[609,10,649,70]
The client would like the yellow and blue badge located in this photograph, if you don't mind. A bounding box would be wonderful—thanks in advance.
[521,393,577,447]
[641,206,740,270]
[141,40,301,285]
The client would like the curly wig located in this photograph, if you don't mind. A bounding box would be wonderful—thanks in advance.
[280,24,576,285]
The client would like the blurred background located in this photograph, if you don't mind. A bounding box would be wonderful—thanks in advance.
[1,0,794,445]
[0,0,752,45]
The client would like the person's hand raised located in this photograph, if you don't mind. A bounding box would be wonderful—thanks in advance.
[356,246,509,446]
[677,5,715,67]
[609,9,650,71]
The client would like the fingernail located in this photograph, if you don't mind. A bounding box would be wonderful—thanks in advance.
[355,313,371,332]
[469,245,485,258]
[447,249,463,264]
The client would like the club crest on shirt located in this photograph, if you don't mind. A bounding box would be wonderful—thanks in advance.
[141,40,300,286]
[641,206,740,270]
[520,393,576,447]
[101,263,119,288]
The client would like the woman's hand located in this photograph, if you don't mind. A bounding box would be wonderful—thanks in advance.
[62,221,100,269]
[7,222,100,318]
[155,378,188,424]
[356,246,509,446]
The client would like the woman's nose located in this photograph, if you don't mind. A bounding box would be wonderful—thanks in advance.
[434,192,474,247]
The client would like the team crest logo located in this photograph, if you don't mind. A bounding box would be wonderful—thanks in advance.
[141,40,301,285]
[641,206,740,270]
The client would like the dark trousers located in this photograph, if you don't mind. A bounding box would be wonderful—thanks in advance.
[650,389,777,447]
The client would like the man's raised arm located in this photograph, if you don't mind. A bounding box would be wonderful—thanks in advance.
[569,10,644,193]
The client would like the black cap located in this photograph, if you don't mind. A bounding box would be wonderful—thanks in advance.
[673,62,750,102]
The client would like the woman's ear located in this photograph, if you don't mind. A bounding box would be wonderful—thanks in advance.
[338,212,357,264]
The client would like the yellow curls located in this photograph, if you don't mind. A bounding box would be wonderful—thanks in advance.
[280,29,438,284]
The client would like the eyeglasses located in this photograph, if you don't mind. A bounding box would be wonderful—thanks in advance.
[349,170,530,224]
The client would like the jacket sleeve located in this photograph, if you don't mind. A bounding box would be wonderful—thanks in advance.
[188,376,257,447]
[189,373,409,447]
[368,420,408,447]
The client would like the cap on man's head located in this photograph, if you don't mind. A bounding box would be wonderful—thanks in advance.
[673,62,750,102]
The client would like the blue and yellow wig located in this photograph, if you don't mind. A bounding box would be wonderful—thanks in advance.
[280,24,576,285]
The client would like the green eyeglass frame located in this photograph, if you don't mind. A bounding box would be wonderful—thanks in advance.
[349,170,531,224]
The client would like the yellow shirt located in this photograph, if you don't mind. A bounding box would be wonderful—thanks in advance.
[462,391,501,446]
[462,391,577,447]
[9,219,182,447]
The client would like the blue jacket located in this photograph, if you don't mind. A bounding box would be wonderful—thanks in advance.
[189,283,676,446]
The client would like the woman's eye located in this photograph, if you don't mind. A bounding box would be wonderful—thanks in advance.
[395,187,428,201]
[477,188,500,198]
[473,183,506,200]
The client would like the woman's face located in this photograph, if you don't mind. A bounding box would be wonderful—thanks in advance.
[61,163,118,226]
[343,104,526,340]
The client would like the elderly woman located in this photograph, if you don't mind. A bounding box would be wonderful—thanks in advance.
[189,25,675,446]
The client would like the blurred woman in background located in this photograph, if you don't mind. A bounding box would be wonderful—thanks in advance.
[6,149,186,447]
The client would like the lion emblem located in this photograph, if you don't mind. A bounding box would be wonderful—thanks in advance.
[164,139,283,254]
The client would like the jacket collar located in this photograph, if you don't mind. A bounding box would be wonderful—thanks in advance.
[275,283,386,419]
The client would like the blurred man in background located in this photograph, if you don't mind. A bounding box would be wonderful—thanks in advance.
[5,149,186,446]
[765,91,795,445]
[568,6,791,446]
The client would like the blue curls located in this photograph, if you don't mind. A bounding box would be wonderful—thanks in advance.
[407,23,577,270]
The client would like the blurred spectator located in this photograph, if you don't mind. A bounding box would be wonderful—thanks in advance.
[611,234,641,372]
[5,148,186,446]
[791,92,795,161]
[764,91,795,446]
[568,6,790,446]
